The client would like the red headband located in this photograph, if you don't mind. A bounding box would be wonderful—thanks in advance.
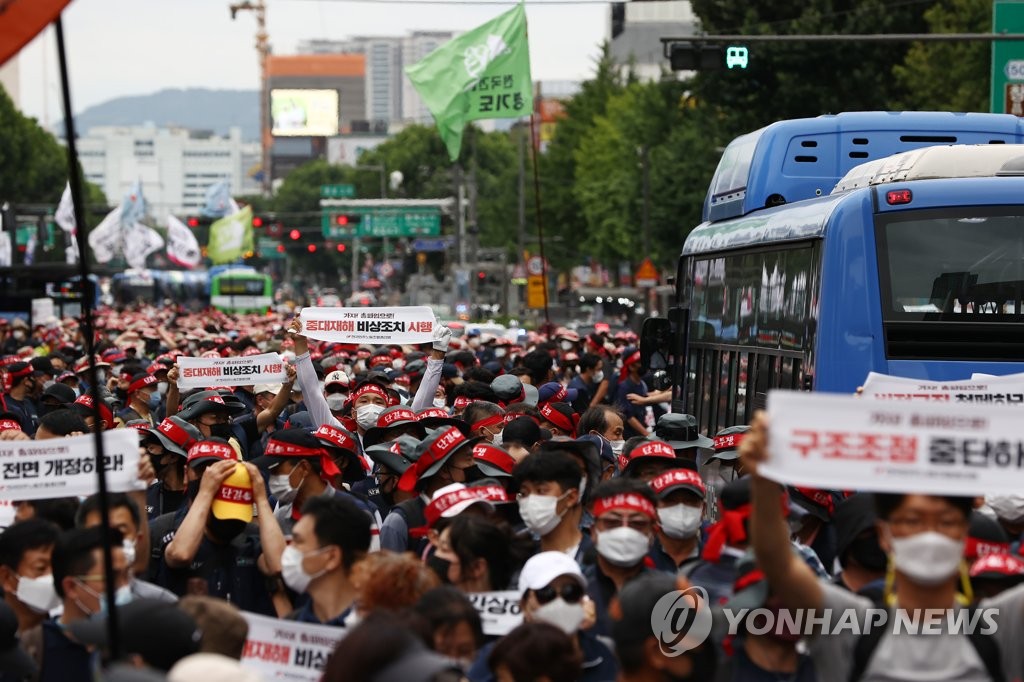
[592,493,657,520]
[965,537,1010,560]
[74,394,114,430]
[417,408,450,421]
[398,427,468,493]
[544,386,568,404]
[471,414,506,433]
[714,433,745,452]
[157,419,198,449]
[377,408,417,429]
[353,383,388,402]
[702,504,752,563]
[0,419,22,432]
[793,487,834,516]
[314,424,358,454]
[8,365,32,380]
[453,396,473,410]
[539,403,577,436]
[472,443,516,474]
[630,440,676,461]
[649,469,706,496]
[128,375,158,395]
[187,441,235,464]
[970,552,1024,578]
[734,567,766,593]
[265,438,341,479]
[425,484,508,527]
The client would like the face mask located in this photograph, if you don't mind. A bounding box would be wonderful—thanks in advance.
[426,552,453,584]
[16,574,60,614]
[595,527,651,567]
[156,382,168,395]
[281,545,329,593]
[495,348,507,358]
[122,538,137,566]
[533,597,586,634]
[95,369,107,383]
[326,394,347,412]
[847,533,888,572]
[270,471,305,505]
[146,391,161,410]
[208,423,233,440]
[433,398,447,409]
[560,341,573,351]
[355,403,385,430]
[187,480,201,500]
[208,517,247,544]
[392,359,405,371]
[77,581,133,617]
[658,504,703,540]
[889,530,964,586]
[468,338,480,349]
[490,431,503,448]
[609,440,625,456]
[12,331,25,340]
[518,492,570,537]
[593,370,605,384]
[42,380,55,391]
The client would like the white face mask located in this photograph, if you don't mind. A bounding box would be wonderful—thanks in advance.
[122,538,137,566]
[609,440,625,456]
[156,382,169,395]
[889,530,964,586]
[269,471,304,505]
[355,403,385,430]
[42,380,55,390]
[281,545,328,594]
[518,492,570,536]
[657,504,703,540]
[533,597,586,634]
[16,574,60,614]
[433,397,447,409]
[392,359,405,371]
[595,527,651,567]
[593,370,605,384]
[494,348,507,358]
[491,431,504,447]
[326,394,347,412]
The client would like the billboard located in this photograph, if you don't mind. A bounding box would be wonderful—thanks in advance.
[270,89,339,137]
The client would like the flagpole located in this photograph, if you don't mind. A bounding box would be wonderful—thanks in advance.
[527,107,551,334]
[54,15,121,660]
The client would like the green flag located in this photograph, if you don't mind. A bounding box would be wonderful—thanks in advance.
[405,3,533,160]
[207,205,254,264]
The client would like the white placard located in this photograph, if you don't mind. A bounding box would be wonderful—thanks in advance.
[467,590,523,636]
[766,390,1024,495]
[31,298,54,324]
[0,429,143,501]
[861,371,1024,406]
[176,353,287,389]
[300,306,435,345]
[240,611,346,681]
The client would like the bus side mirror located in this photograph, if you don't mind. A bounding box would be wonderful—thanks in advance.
[640,317,672,374]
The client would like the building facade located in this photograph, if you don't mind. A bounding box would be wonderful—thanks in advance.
[609,0,697,82]
[76,125,261,219]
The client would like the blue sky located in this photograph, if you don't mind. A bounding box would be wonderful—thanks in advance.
[16,0,608,124]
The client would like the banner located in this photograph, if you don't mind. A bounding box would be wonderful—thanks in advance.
[176,353,287,389]
[208,206,255,265]
[861,371,1024,406]
[55,182,78,264]
[404,3,533,160]
[300,306,435,345]
[240,612,345,681]
[0,429,143,501]
[166,215,202,268]
[765,390,1024,496]
[123,222,164,270]
[467,591,522,636]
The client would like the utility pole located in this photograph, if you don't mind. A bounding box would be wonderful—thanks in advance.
[517,124,526,268]
[230,0,270,196]
[640,144,651,256]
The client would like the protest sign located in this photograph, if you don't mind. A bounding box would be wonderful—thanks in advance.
[860,371,1024,405]
[300,306,435,345]
[765,390,1024,495]
[0,429,143,501]
[240,612,346,681]
[176,353,287,389]
[468,591,523,636]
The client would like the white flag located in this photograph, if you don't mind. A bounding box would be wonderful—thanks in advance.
[166,215,202,268]
[55,182,76,234]
[123,222,164,270]
[89,206,122,264]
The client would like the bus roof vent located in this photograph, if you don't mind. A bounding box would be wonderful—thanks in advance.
[832,144,1024,194]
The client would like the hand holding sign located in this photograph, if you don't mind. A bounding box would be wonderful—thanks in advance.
[300,306,435,345]
[740,411,770,479]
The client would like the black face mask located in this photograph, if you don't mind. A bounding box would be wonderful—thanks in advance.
[208,517,247,544]
[426,551,452,584]
[461,464,484,484]
[186,480,201,500]
[847,532,888,573]
[208,423,233,440]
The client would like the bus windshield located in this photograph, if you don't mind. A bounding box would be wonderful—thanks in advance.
[878,209,1024,320]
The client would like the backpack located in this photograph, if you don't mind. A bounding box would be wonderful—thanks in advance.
[848,603,1004,682]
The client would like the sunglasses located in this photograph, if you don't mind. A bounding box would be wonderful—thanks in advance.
[534,581,584,605]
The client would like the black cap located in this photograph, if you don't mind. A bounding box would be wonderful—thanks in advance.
[30,357,55,376]
[654,413,714,450]
[41,382,77,405]
[833,493,877,562]
[68,599,201,672]
[251,427,322,470]
[502,416,541,448]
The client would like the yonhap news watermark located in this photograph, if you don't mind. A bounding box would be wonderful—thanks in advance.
[651,587,1001,657]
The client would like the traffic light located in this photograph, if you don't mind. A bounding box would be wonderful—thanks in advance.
[668,42,748,71]
[289,229,301,241]
[333,213,363,228]
[186,217,200,228]
[307,244,317,253]
[252,215,265,228]
[477,271,486,280]
[336,243,347,253]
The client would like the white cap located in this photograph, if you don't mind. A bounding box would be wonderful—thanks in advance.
[326,370,350,388]
[169,654,263,682]
[430,482,498,519]
[517,551,585,594]
[253,383,282,396]
[985,494,1024,524]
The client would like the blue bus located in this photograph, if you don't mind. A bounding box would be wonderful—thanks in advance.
[641,112,1024,436]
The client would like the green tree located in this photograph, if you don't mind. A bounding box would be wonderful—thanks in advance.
[893,0,991,112]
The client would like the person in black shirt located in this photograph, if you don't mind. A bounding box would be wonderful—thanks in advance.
[0,363,40,436]
[142,417,201,519]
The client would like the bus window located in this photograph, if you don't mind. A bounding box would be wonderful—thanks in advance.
[878,210,1024,319]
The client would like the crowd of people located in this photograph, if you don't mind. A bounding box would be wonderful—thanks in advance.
[0,304,1023,682]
